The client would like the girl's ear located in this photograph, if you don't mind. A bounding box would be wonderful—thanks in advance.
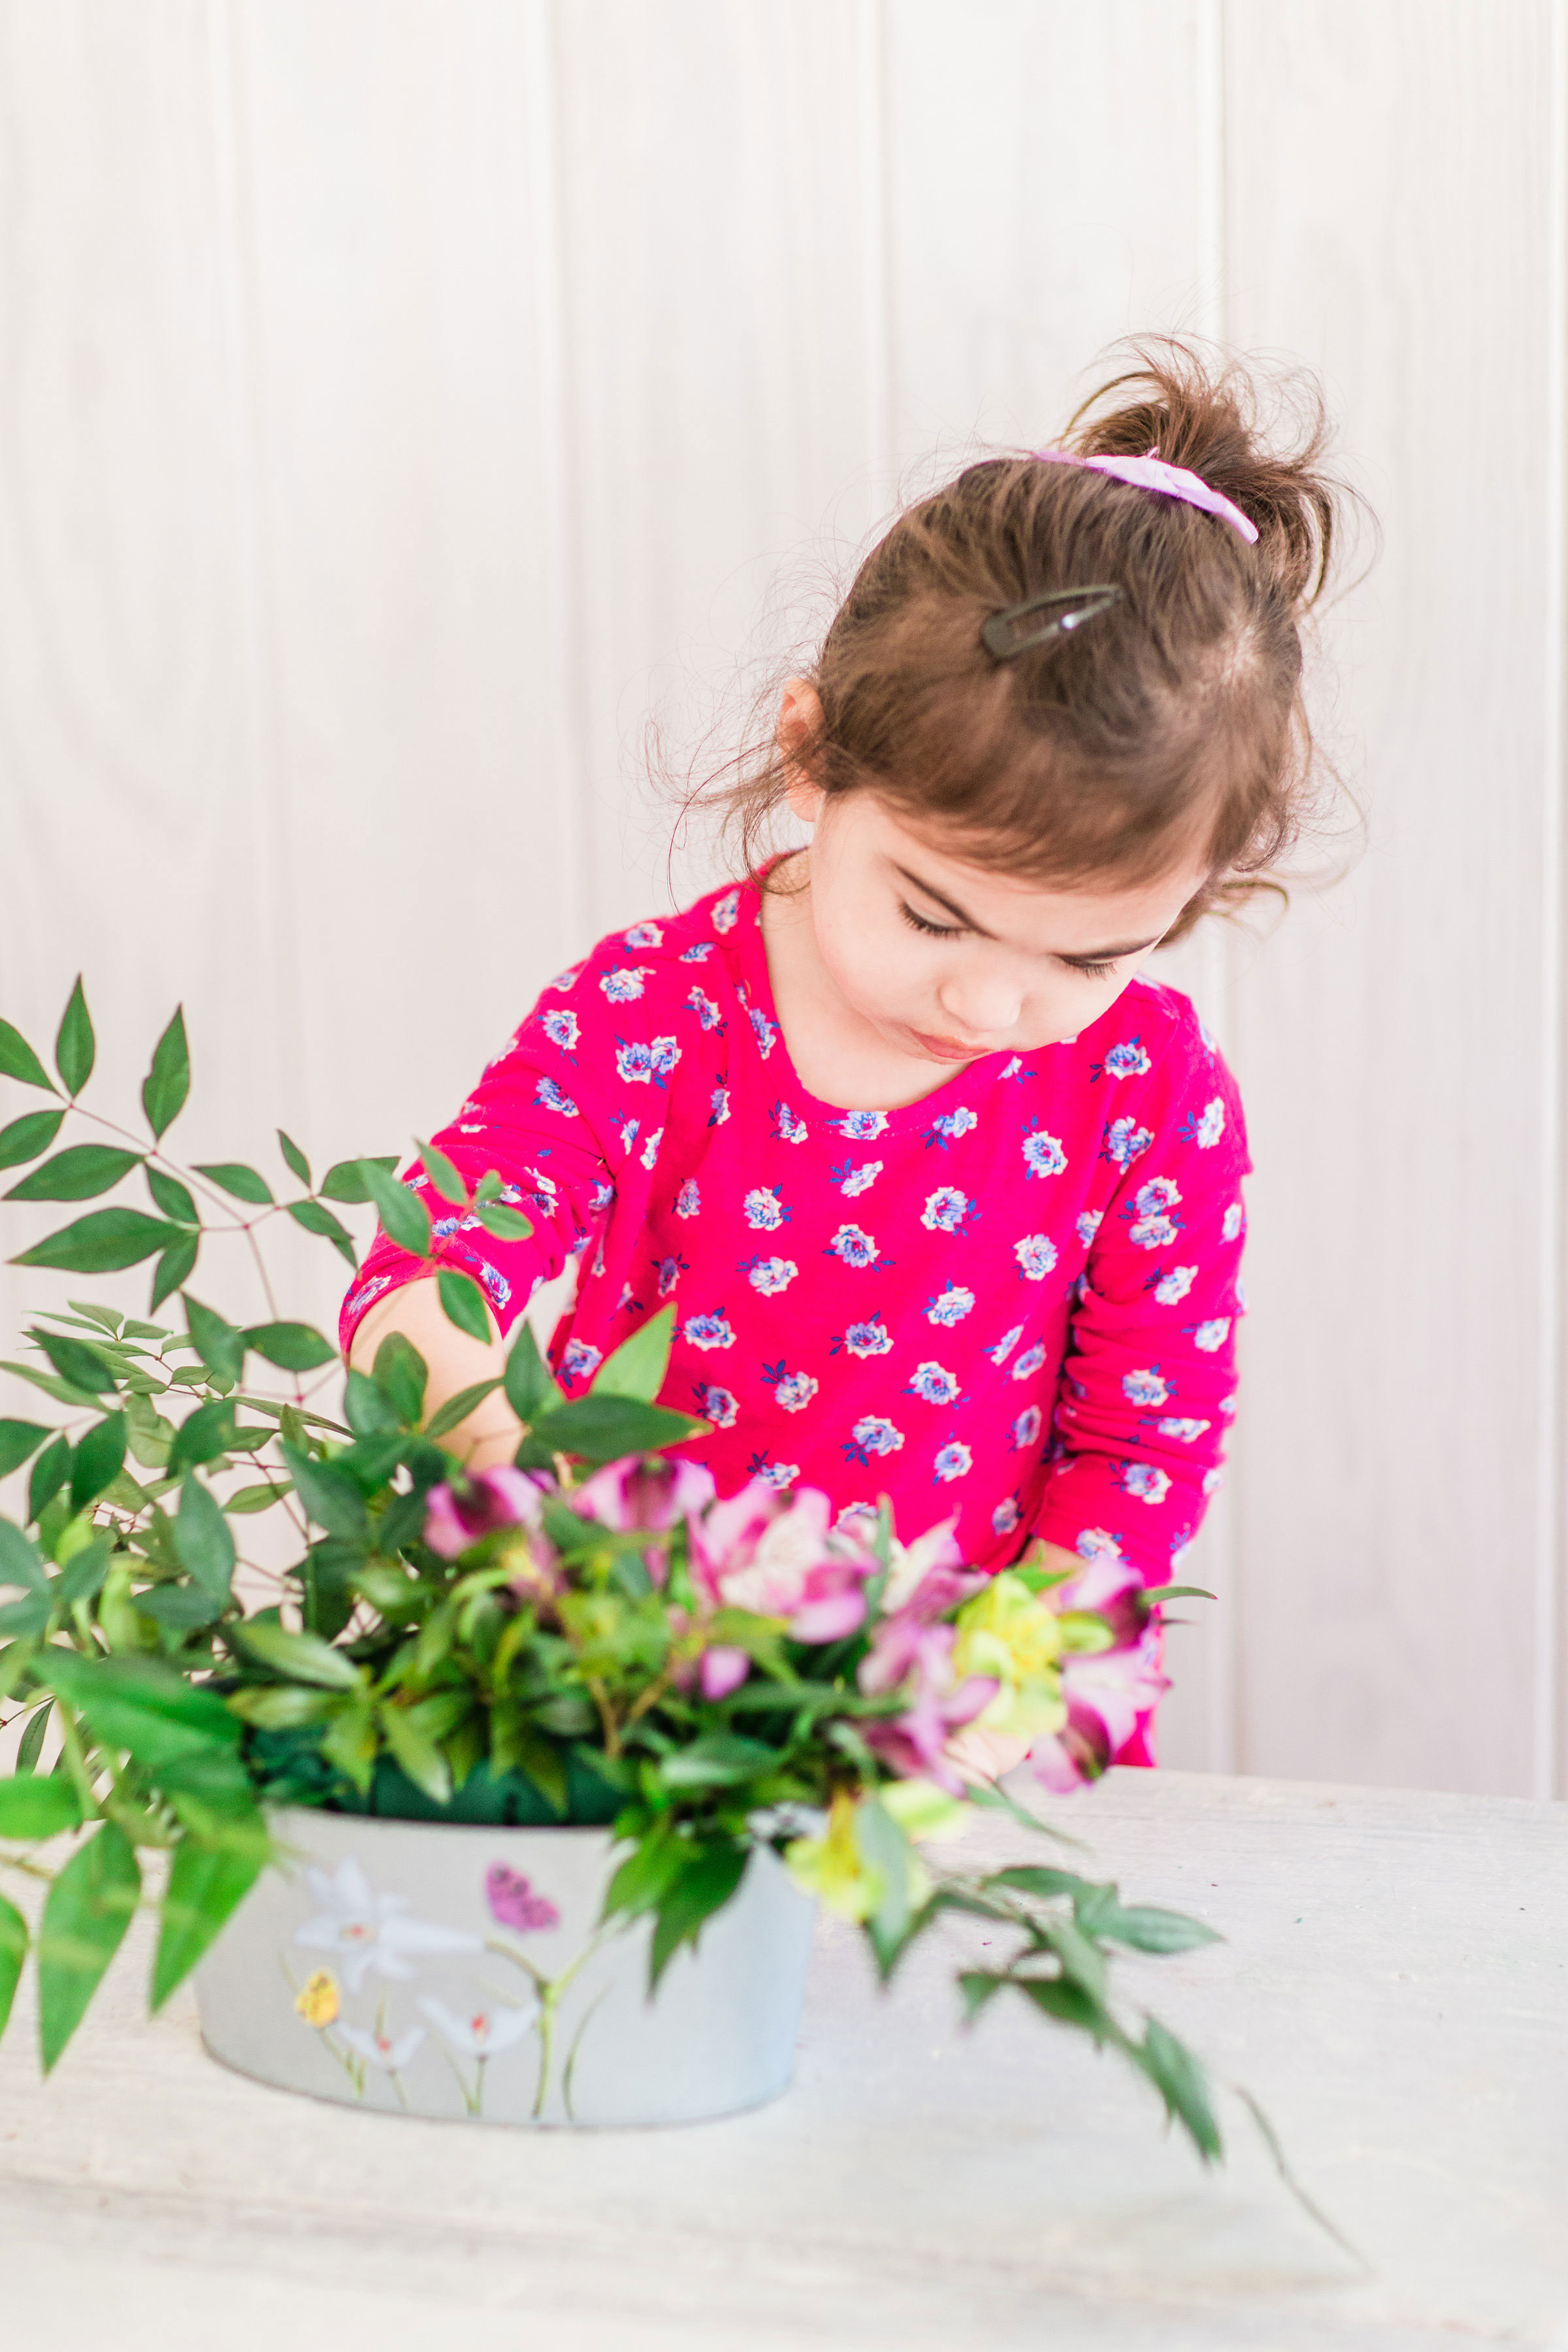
[777,678,826,827]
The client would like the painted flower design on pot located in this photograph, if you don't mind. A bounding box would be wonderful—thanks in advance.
[485,1865,561,1933]
[335,2020,427,2076]
[293,1857,483,1994]
[417,1995,538,2057]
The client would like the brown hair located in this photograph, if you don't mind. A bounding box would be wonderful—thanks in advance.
[688,338,1359,939]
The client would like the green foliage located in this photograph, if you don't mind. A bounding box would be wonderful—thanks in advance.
[5,1144,140,1202]
[591,1304,675,1405]
[277,1130,311,1187]
[141,1009,189,1139]
[54,979,95,1097]
[0,1418,49,1478]
[152,1835,265,2011]
[436,1268,491,1344]
[0,1017,52,1092]
[0,1109,65,1169]
[37,1823,141,2072]
[358,1160,431,1256]
[10,1207,182,1275]
[193,1162,272,1206]
[70,1414,126,1513]
[174,1476,235,1607]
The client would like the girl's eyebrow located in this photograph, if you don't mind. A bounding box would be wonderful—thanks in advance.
[890,862,1158,960]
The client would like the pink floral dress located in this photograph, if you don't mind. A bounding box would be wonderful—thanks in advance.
[342,872,1249,1759]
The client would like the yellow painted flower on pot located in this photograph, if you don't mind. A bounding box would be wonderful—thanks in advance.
[951,1571,1069,1742]
[295,1969,340,2029]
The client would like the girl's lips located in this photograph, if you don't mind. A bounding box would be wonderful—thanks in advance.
[911,1029,988,1062]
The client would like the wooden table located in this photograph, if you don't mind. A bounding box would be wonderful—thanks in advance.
[2,1768,1564,2351]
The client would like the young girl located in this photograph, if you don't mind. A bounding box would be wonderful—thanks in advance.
[342,342,1341,1769]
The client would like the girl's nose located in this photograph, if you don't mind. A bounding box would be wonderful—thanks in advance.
[936,978,1022,1041]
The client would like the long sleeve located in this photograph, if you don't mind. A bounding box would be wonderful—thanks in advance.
[1030,1021,1249,1584]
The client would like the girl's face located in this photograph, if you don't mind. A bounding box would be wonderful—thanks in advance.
[780,690,1209,1070]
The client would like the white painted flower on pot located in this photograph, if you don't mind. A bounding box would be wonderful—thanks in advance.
[292,1855,483,1992]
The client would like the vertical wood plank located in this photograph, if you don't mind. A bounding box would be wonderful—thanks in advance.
[1224,0,1554,1791]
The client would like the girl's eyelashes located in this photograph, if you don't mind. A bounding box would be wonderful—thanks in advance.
[1062,957,1120,981]
[898,900,963,939]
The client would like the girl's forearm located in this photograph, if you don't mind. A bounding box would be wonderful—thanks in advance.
[348,1278,523,1471]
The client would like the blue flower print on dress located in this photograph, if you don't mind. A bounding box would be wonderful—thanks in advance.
[534,1077,580,1119]
[347,1273,394,1316]
[651,1252,688,1299]
[1021,1124,1067,1179]
[845,1414,904,1465]
[925,1105,978,1149]
[476,1262,512,1311]
[747,1004,779,1059]
[1102,1118,1153,1171]
[541,1008,580,1056]
[1011,1341,1048,1382]
[683,1311,736,1351]
[546,963,584,993]
[991,1495,1021,1536]
[1010,1405,1042,1451]
[988,1324,1024,1366]
[933,1441,972,1484]
[694,1382,738,1428]
[832,1316,894,1359]
[1222,1201,1245,1242]
[600,967,653,1002]
[674,1178,700,1218]
[617,1118,640,1156]
[1192,1317,1232,1352]
[926,1284,975,1328]
[431,1212,482,1241]
[743,1255,798,1296]
[640,1127,664,1170]
[615,1036,680,1088]
[708,1084,731,1127]
[907,1361,960,1406]
[687,987,725,1032]
[1122,1368,1171,1409]
[614,1281,644,1315]
[1000,1056,1028,1081]
[1179,1094,1227,1149]
[623,921,663,949]
[1075,1527,1125,1565]
[1013,1234,1058,1281]
[832,1158,883,1197]
[1152,1264,1198,1305]
[711,888,741,934]
[1117,1462,1172,1507]
[561,1339,602,1384]
[747,1456,799,1492]
[762,1362,819,1413]
[837,1501,880,1539]
[1092,1038,1152,1083]
[1126,1177,1183,1251]
[1220,1390,1238,1418]
[679,940,715,962]
[826,1224,885,1269]
[922,1186,979,1235]
[771,1100,809,1144]
[1158,1416,1211,1443]
[833,1111,890,1141]
[743,1186,789,1230]
[1203,1467,1225,1496]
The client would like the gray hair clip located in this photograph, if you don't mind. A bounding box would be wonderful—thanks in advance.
[982,583,1121,662]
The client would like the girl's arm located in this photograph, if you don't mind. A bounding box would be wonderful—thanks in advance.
[349,1278,521,1471]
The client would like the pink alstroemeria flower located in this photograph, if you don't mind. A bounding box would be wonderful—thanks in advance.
[1028,1622,1169,1791]
[688,1480,874,1634]
[857,1614,998,1794]
[574,1454,717,1534]
[698,1644,751,1700]
[423,1466,549,1560]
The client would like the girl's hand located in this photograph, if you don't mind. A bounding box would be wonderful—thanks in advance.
[944,1724,1033,1786]
[350,1278,523,1471]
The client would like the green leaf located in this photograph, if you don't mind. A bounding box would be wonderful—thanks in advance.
[319,1156,398,1204]
[1140,1584,1218,1607]
[183,1294,245,1385]
[0,1593,51,1635]
[151,1833,265,2010]
[1098,1904,1223,1955]
[0,1893,26,2036]
[40,1656,241,1771]
[54,977,95,1096]
[0,1419,49,1479]
[136,1586,222,1631]
[436,1267,491,1345]
[145,1166,199,1226]
[244,1320,336,1372]
[280,1442,368,1544]
[473,1199,532,1241]
[28,1433,72,1524]
[0,1109,65,1169]
[277,1130,311,1187]
[590,1304,676,1405]
[659,1733,781,1789]
[958,1969,1007,2023]
[989,1865,1094,1903]
[372,1332,429,1426]
[0,1019,53,1092]
[423,1377,504,1441]
[649,1842,748,1988]
[141,1008,190,1139]
[37,1821,141,2071]
[174,1473,235,1605]
[29,1327,119,1394]
[530,1395,705,1464]
[166,1398,238,1477]
[504,1321,563,1426]
[10,1206,180,1274]
[192,1161,272,1206]
[0,1523,48,1595]
[5,1144,142,1203]
[70,1413,127,1512]
[149,1226,200,1313]
[359,1162,431,1258]
[0,1774,79,1840]
[1137,2017,1222,2161]
[16,1697,51,1772]
[378,1704,451,1804]
[222,1483,282,1516]
[286,1197,357,1269]
[417,1138,468,1207]
[343,1367,401,1437]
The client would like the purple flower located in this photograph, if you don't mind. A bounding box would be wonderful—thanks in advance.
[700,1645,751,1700]
[857,1616,998,1794]
[424,1467,549,1560]
[485,1864,561,1933]
[574,1454,716,1536]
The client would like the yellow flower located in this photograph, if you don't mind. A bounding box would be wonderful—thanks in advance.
[879,1778,968,1844]
[295,1968,340,2028]
[786,1791,881,1921]
[951,1571,1068,1741]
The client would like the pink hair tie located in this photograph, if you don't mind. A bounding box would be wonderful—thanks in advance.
[1036,445,1259,545]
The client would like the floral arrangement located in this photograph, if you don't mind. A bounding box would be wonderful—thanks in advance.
[0,981,1229,2159]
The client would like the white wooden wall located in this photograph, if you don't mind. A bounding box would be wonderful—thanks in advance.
[1,0,1563,1799]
